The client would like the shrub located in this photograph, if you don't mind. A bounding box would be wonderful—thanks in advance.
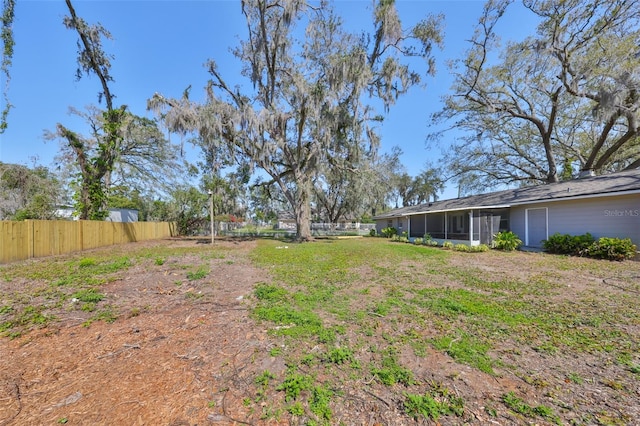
[470,244,490,253]
[413,237,423,245]
[454,244,470,252]
[543,233,637,261]
[543,232,594,255]
[369,228,377,237]
[391,231,409,243]
[442,241,454,250]
[585,237,637,261]
[492,231,522,251]
[381,227,398,238]
[543,232,636,261]
[427,239,439,247]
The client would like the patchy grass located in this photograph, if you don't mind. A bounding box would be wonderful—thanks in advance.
[403,382,464,421]
[244,238,640,424]
[501,391,561,424]
[2,237,639,424]
[0,243,229,336]
[0,253,134,336]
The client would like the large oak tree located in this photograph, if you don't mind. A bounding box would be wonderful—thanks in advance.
[150,0,442,240]
[431,0,640,192]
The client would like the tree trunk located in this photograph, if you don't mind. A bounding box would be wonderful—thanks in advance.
[294,176,313,241]
[77,181,91,220]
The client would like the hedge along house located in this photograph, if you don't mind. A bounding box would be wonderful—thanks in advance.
[374,169,640,249]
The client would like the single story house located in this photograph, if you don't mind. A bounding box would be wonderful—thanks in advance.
[373,169,640,249]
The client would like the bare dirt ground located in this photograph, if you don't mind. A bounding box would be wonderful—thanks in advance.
[0,238,639,425]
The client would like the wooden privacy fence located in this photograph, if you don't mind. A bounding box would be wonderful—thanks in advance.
[0,220,177,264]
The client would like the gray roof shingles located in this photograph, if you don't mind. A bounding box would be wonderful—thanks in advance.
[374,169,640,219]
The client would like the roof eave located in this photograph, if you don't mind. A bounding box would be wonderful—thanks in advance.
[509,188,640,206]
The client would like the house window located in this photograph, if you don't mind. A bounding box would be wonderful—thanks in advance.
[387,220,392,228]
[499,211,510,232]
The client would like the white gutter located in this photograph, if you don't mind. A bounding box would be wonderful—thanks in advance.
[400,204,511,217]
[508,189,640,206]
[378,188,640,219]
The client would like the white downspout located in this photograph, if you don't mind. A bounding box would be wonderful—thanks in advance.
[469,210,473,245]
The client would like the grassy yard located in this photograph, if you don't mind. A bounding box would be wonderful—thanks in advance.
[248,238,640,424]
[1,237,639,425]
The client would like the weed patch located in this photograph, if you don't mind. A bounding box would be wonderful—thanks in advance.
[0,304,52,337]
[322,346,356,366]
[371,349,415,386]
[501,391,560,424]
[72,288,105,303]
[277,372,314,401]
[431,331,495,374]
[403,382,464,421]
[186,267,208,281]
[254,283,288,302]
[82,305,118,327]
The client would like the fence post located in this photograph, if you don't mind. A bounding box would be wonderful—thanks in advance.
[27,220,34,260]
[78,220,83,252]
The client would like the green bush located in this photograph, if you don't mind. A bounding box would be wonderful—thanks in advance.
[543,233,636,261]
[454,244,470,252]
[543,232,594,255]
[413,237,423,245]
[381,227,398,238]
[470,244,490,252]
[369,228,377,237]
[585,237,637,261]
[492,231,522,251]
[391,231,409,243]
[442,241,454,250]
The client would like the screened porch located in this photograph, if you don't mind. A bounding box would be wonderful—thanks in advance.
[407,208,510,245]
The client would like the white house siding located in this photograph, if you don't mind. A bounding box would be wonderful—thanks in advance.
[55,208,139,222]
[510,194,640,248]
[376,216,408,234]
[105,209,139,223]
[396,217,407,234]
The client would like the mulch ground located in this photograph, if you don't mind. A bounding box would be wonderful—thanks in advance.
[1,238,639,425]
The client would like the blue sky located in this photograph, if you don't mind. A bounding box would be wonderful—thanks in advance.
[0,0,538,200]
